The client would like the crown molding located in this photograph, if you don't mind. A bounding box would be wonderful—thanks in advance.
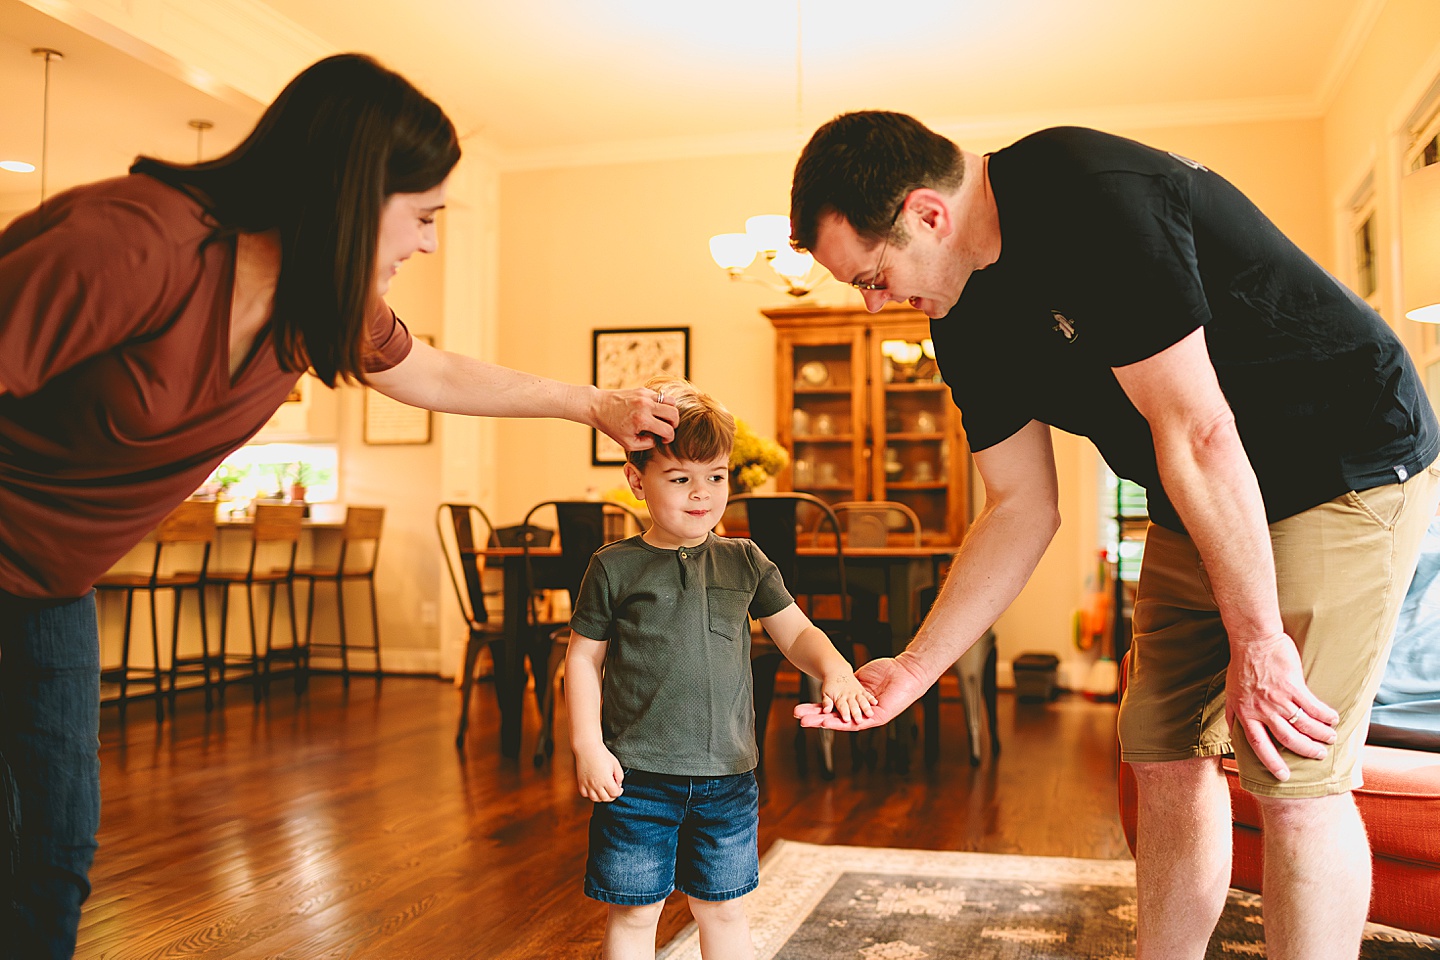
[930,95,1323,146]
[498,94,1324,174]
[1315,0,1389,114]
[497,127,810,174]
[18,0,330,107]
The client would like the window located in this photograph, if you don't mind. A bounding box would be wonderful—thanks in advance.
[1354,210,1379,302]
[202,443,338,511]
[1347,172,1380,310]
[1100,466,1148,584]
[1405,94,1440,421]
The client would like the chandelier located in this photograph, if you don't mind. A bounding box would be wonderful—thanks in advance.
[706,1,831,299]
[708,215,831,298]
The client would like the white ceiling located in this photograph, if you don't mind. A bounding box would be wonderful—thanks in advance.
[259,0,1377,165]
[0,0,1380,206]
[0,0,257,213]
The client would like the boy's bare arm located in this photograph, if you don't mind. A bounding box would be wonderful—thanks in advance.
[565,634,625,802]
[759,604,876,722]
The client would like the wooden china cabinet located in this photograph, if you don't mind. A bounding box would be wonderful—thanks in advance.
[764,303,971,545]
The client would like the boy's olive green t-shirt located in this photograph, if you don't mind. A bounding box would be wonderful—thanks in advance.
[569,533,793,776]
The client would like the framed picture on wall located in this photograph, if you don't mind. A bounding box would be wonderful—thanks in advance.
[364,335,435,445]
[591,326,690,465]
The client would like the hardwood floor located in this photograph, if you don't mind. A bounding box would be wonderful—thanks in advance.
[80,670,1129,959]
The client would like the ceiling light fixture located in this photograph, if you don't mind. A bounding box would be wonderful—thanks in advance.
[189,118,213,162]
[0,160,36,174]
[707,1,831,299]
[31,47,63,204]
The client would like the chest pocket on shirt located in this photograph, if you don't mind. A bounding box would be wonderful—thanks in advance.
[706,587,751,641]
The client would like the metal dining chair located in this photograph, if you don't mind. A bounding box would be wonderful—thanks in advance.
[910,546,1000,768]
[437,503,507,750]
[830,500,923,549]
[95,499,217,722]
[724,492,851,778]
[829,500,999,767]
[520,499,646,766]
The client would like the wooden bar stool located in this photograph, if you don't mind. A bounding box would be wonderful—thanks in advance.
[96,499,216,722]
[206,502,304,702]
[296,506,385,687]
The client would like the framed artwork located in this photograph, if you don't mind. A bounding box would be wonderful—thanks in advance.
[364,335,434,445]
[591,326,690,465]
[256,374,313,440]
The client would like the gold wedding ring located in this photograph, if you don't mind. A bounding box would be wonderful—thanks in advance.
[1286,709,1303,725]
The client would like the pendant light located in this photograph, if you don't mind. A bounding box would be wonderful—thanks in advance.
[31,47,63,205]
[189,118,213,162]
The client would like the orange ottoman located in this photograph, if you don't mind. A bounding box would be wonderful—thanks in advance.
[1117,651,1440,936]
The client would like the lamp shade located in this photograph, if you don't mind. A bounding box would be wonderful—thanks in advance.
[1401,161,1440,323]
[745,214,793,255]
[770,245,814,280]
[709,233,757,270]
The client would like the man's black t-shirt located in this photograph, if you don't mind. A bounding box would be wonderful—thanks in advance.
[934,126,1439,531]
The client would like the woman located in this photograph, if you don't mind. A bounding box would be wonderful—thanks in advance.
[0,53,674,958]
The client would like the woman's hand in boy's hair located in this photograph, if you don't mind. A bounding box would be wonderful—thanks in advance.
[591,386,679,452]
[819,670,879,725]
[574,744,626,803]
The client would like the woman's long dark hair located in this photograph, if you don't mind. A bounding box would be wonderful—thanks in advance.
[131,54,461,386]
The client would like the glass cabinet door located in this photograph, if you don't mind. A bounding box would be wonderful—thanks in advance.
[873,332,954,543]
[767,304,970,546]
[781,330,866,509]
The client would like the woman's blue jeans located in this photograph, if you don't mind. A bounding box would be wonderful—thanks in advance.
[1,591,101,959]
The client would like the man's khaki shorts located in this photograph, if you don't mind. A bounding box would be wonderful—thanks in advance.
[1118,463,1440,798]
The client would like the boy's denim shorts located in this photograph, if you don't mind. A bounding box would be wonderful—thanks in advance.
[585,768,759,905]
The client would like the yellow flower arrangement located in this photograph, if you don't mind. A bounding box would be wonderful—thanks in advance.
[601,483,647,515]
[729,419,789,493]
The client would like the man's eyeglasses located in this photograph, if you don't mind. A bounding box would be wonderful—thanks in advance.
[849,204,903,292]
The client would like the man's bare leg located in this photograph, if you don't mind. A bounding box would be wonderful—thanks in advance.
[1132,757,1232,960]
[1256,792,1369,960]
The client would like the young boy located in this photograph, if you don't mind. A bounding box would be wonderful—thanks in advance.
[566,377,874,960]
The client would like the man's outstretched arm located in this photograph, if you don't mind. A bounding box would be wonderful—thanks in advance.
[798,419,1062,729]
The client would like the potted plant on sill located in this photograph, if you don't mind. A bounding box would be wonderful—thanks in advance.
[288,461,311,503]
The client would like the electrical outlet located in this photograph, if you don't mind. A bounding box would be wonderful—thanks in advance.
[420,601,438,626]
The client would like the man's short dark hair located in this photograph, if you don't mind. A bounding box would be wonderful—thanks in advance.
[789,110,964,253]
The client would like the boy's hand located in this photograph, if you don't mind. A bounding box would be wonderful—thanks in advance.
[797,655,929,730]
[575,745,625,802]
[819,670,880,724]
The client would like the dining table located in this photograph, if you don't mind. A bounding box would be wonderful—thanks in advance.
[474,539,956,763]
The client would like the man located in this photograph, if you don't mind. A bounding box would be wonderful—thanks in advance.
[790,111,1439,960]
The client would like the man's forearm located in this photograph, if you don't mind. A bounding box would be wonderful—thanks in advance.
[1151,414,1283,645]
[900,495,1059,680]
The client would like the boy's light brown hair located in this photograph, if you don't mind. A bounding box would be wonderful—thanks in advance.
[627,377,735,473]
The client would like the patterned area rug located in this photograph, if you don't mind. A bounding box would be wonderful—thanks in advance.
[656,840,1440,959]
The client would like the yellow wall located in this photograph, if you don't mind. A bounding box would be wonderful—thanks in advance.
[493,116,1330,684]
[495,151,806,514]
[332,218,449,661]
